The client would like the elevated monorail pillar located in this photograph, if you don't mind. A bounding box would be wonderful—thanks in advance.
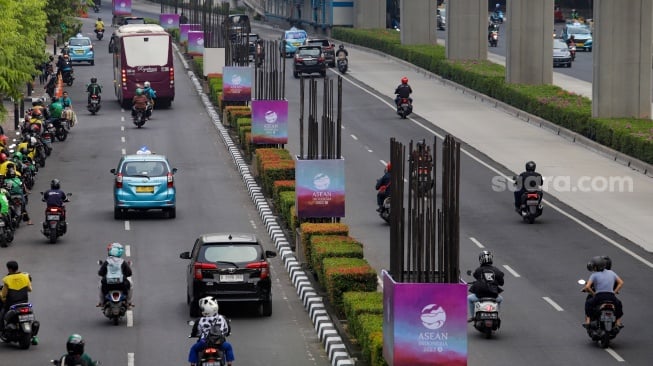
[400,0,436,45]
[445,0,486,59]
[354,0,385,29]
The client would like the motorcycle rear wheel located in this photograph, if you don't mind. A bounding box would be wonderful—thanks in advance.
[49,230,57,244]
[599,335,610,348]
[18,333,32,349]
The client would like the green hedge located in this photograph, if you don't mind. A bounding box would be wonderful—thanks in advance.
[279,191,295,228]
[342,291,383,335]
[332,27,653,164]
[272,180,296,210]
[348,313,386,366]
[323,257,377,314]
[310,236,364,283]
[299,223,349,265]
[192,56,204,77]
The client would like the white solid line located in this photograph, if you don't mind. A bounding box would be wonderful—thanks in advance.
[340,74,653,269]
[121,136,125,143]
[126,310,133,327]
[121,148,126,155]
[502,265,521,278]
[128,352,135,366]
[605,348,625,362]
[351,134,358,140]
[125,245,131,257]
[542,296,564,311]
[124,221,130,231]
[469,237,485,248]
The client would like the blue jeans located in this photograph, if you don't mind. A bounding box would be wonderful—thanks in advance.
[468,293,503,319]
[188,339,234,363]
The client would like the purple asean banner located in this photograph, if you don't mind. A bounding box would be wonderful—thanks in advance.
[251,100,288,144]
[295,159,345,218]
[222,67,253,102]
[159,14,180,30]
[383,270,467,366]
[179,24,202,43]
[187,31,205,57]
[112,0,132,15]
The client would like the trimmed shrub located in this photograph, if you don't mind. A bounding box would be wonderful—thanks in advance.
[273,180,296,209]
[279,191,296,227]
[290,205,298,231]
[299,223,349,263]
[323,257,377,314]
[348,313,385,365]
[260,160,295,196]
[311,236,364,282]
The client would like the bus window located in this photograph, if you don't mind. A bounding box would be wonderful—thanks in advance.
[123,35,170,67]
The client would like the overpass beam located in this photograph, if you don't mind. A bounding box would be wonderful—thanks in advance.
[400,0,436,45]
[446,0,486,60]
[354,0,385,29]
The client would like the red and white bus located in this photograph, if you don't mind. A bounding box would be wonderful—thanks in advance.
[112,24,175,108]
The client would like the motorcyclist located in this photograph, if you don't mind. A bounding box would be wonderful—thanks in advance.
[42,179,69,223]
[582,256,624,328]
[49,97,64,120]
[4,168,32,226]
[488,23,499,42]
[58,334,99,366]
[375,163,391,212]
[394,76,413,108]
[95,17,105,33]
[513,160,543,212]
[566,34,576,47]
[97,242,133,307]
[86,77,102,106]
[0,186,10,230]
[467,250,504,322]
[188,296,235,366]
[60,42,70,56]
[131,88,149,118]
[0,154,13,177]
[142,81,156,118]
[571,8,579,20]
[336,44,348,59]
[58,54,73,76]
[0,261,32,332]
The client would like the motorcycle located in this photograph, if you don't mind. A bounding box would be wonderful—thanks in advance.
[52,118,69,141]
[569,42,576,61]
[0,216,14,247]
[95,28,104,40]
[21,160,37,190]
[378,196,391,224]
[466,270,501,339]
[490,10,504,24]
[88,94,101,115]
[98,260,131,325]
[93,4,100,13]
[489,31,499,47]
[188,321,229,366]
[9,194,24,229]
[337,55,348,74]
[40,192,71,244]
[133,108,147,128]
[517,190,543,224]
[0,302,40,349]
[579,279,622,348]
[51,358,101,366]
[62,70,74,86]
[396,97,413,119]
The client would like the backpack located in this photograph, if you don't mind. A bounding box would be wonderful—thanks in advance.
[478,268,500,296]
[60,355,88,366]
[105,257,124,284]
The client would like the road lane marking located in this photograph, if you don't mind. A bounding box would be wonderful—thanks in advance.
[380,160,387,166]
[249,220,257,229]
[126,310,133,327]
[124,221,130,231]
[605,348,625,362]
[502,265,520,277]
[542,296,564,311]
[121,136,125,143]
[125,245,131,257]
[128,352,134,366]
[469,237,485,248]
[121,148,126,155]
[364,146,373,152]
[121,125,124,131]
[121,115,125,122]
[351,134,358,140]
[341,75,653,269]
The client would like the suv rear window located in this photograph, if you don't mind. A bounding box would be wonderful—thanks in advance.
[122,161,169,177]
[201,244,260,263]
[298,47,321,57]
[307,39,329,47]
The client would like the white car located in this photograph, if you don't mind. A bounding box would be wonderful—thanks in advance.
[553,39,572,68]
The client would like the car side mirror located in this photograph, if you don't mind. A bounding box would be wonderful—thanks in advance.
[172,168,178,174]
[180,252,191,259]
[265,250,277,258]
[110,168,116,174]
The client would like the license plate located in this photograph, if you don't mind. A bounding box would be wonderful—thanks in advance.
[19,314,34,322]
[477,312,498,320]
[47,215,60,220]
[92,100,99,104]
[203,362,221,366]
[576,42,584,47]
[219,274,244,282]
[600,312,615,321]
[526,200,539,206]
[292,42,300,46]
[75,49,84,54]
[135,186,154,193]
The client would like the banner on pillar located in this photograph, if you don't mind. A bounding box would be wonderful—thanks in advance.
[160,14,180,30]
[251,100,288,144]
[187,31,206,57]
[295,159,345,218]
[180,24,202,43]
[112,0,132,15]
[222,67,253,102]
[383,270,467,366]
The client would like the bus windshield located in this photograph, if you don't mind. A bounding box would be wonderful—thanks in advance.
[123,35,170,67]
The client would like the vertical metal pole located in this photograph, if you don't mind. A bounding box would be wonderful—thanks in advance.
[299,77,304,159]
[337,77,342,158]
[13,102,19,130]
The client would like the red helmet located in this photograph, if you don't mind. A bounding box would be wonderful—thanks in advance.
[0,153,6,163]
[30,124,41,133]
[386,163,392,172]
[401,77,408,84]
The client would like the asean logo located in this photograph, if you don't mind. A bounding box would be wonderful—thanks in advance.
[420,304,446,330]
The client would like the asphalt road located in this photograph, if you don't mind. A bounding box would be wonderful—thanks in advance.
[0,9,330,366]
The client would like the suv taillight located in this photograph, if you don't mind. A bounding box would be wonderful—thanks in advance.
[194,262,217,279]
[167,172,174,188]
[116,173,123,188]
[246,261,269,280]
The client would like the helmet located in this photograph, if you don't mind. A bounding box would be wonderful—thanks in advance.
[66,334,85,355]
[144,81,151,88]
[64,42,69,47]
[401,77,408,85]
[496,3,500,8]
[98,17,102,21]
[339,44,344,50]
[32,109,42,117]
[587,256,607,272]
[602,256,612,270]
[385,163,391,172]
[49,55,54,61]
[50,178,60,189]
[13,151,23,161]
[135,88,143,96]
[0,153,6,163]
[108,242,125,257]
[29,136,38,147]
[479,250,493,265]
[199,296,219,317]
[525,161,536,172]
[91,77,97,83]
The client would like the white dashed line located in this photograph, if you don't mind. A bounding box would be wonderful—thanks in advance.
[124,221,130,231]
[121,116,125,122]
[605,348,625,362]
[127,352,135,366]
[380,160,387,166]
[125,245,131,257]
[121,136,125,143]
[249,220,257,229]
[121,125,125,131]
[469,237,485,248]
[502,265,521,278]
[542,296,564,311]
[121,148,126,155]
[351,134,358,140]
[126,310,134,327]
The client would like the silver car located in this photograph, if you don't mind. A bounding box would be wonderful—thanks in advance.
[553,39,572,68]
[437,8,446,31]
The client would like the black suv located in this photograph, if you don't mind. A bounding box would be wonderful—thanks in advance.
[180,233,277,317]
[293,45,327,78]
[304,38,335,67]
[223,14,251,41]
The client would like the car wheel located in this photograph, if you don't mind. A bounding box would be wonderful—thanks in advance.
[168,207,176,219]
[90,60,95,66]
[293,71,299,78]
[261,299,272,317]
[114,207,123,220]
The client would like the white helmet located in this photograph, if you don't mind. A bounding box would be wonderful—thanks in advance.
[199,296,219,317]
[144,81,151,88]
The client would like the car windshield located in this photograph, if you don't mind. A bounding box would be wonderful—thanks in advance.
[298,48,321,57]
[285,31,307,40]
[569,27,590,35]
[248,35,259,43]
[553,40,568,49]
[122,161,168,177]
[69,38,91,46]
[201,245,260,263]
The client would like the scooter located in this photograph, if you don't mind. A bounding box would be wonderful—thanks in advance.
[579,279,622,348]
[569,43,576,61]
[0,302,40,349]
[133,108,147,128]
[95,28,104,40]
[88,94,101,115]
[61,70,74,86]
[40,192,71,244]
[517,190,543,224]
[396,98,413,119]
[466,270,501,339]
[188,321,229,366]
[378,196,391,224]
[98,260,131,325]
[489,31,499,47]
[0,216,14,247]
[337,55,348,74]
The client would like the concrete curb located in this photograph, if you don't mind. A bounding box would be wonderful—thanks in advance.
[175,44,354,366]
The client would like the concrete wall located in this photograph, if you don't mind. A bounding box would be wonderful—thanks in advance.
[400,0,437,45]
[505,0,554,84]
[354,0,385,29]
[592,0,652,118]
[446,0,486,60]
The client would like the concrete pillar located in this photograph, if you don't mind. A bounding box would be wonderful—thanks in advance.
[446,0,486,60]
[354,0,386,29]
[400,0,436,45]
[505,0,554,84]
[592,0,652,118]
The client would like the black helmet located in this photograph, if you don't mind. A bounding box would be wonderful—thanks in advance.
[339,44,344,50]
[66,334,85,355]
[91,77,97,83]
[603,256,612,270]
[479,250,493,265]
[525,161,536,172]
[51,178,60,190]
[586,256,606,272]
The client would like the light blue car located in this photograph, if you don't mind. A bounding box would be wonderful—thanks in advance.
[280,27,308,57]
[68,35,95,65]
[110,151,177,219]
